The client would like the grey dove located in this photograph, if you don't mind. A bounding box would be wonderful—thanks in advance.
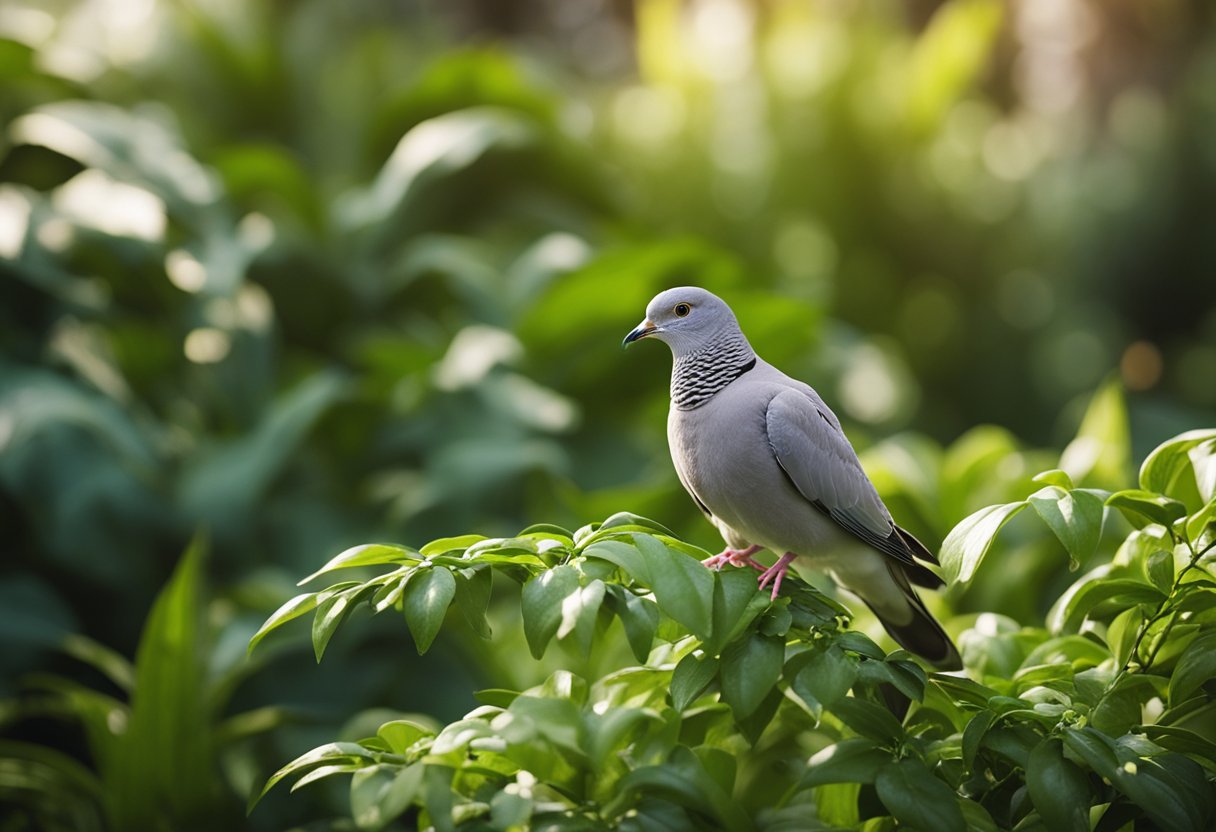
[624,286,961,670]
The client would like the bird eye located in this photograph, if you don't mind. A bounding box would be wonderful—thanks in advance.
[674,303,691,317]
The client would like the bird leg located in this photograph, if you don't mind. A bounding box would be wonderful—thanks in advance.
[757,552,798,600]
[701,544,764,571]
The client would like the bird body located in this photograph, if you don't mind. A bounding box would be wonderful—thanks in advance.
[625,287,961,669]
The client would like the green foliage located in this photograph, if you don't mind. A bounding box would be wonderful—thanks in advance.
[248,432,1216,830]
[0,538,286,830]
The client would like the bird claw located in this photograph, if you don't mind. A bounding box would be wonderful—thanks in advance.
[701,544,764,571]
[757,553,798,600]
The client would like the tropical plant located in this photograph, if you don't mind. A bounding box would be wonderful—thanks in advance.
[247,429,1216,830]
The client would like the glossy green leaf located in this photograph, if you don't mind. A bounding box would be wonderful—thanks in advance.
[1048,570,1164,633]
[707,567,768,653]
[312,590,358,662]
[608,586,659,662]
[940,500,1029,584]
[402,567,456,655]
[874,759,965,832]
[830,697,905,742]
[248,592,319,655]
[1027,738,1091,832]
[1106,490,1187,529]
[719,632,784,719]
[1140,429,1216,498]
[520,565,580,659]
[297,544,419,585]
[1028,485,1105,566]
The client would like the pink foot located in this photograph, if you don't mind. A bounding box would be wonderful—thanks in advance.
[702,544,764,571]
[757,552,798,600]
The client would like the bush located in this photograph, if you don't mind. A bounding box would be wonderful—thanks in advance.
[248,429,1216,831]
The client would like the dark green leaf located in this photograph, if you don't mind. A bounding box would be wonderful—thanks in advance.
[719,632,784,719]
[520,565,580,659]
[422,765,455,832]
[453,567,492,639]
[312,590,358,662]
[830,696,905,742]
[940,500,1028,584]
[800,738,891,787]
[609,586,660,662]
[707,568,768,654]
[835,631,887,660]
[1027,738,1091,832]
[583,539,650,583]
[670,652,719,712]
[402,566,456,655]
[790,646,857,721]
[962,711,995,768]
[874,759,966,832]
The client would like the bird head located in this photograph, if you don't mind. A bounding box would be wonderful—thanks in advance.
[622,287,744,355]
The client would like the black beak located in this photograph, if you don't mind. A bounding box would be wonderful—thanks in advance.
[622,320,657,348]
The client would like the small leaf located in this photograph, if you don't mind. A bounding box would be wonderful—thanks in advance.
[1028,485,1105,566]
[402,567,456,655]
[706,568,768,654]
[1107,606,1145,667]
[1107,490,1187,529]
[520,565,580,659]
[297,544,419,585]
[962,711,995,768]
[874,759,966,832]
[453,567,492,640]
[248,592,318,655]
[312,591,356,662]
[671,651,719,712]
[1027,738,1091,832]
[1146,549,1175,594]
[1139,429,1216,497]
[830,696,905,742]
[719,632,784,719]
[420,535,487,556]
[800,738,891,787]
[1047,570,1164,633]
[1033,469,1075,488]
[1169,631,1216,705]
[610,587,659,662]
[377,720,433,755]
[940,501,1029,584]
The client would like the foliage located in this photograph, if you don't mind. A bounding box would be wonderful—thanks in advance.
[0,537,286,830]
[248,431,1216,831]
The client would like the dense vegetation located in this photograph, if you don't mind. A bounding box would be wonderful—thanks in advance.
[2,1,1215,830]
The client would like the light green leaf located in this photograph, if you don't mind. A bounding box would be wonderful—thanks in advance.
[1106,490,1187,529]
[1033,469,1075,489]
[298,544,419,586]
[1028,485,1105,566]
[1140,429,1216,499]
[940,500,1029,584]
[402,567,456,655]
[1169,631,1216,705]
[312,590,357,662]
[1060,380,1130,488]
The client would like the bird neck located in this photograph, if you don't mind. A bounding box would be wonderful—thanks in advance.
[670,329,756,411]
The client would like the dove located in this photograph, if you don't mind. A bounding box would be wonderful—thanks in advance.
[624,287,961,669]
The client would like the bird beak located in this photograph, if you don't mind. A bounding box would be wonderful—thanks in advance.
[623,319,658,347]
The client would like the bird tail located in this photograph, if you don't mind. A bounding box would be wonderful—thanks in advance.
[865,563,962,671]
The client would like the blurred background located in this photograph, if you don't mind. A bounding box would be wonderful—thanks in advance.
[1,0,1214,828]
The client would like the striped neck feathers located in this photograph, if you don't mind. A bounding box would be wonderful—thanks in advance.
[670,331,756,410]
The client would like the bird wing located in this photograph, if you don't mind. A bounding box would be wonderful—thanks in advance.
[764,387,930,570]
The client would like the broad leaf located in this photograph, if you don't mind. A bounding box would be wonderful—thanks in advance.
[874,759,965,832]
[940,500,1028,584]
[1028,485,1105,566]
[520,565,581,659]
[402,567,456,655]
[633,534,713,640]
[1027,738,1091,832]
[719,632,784,719]
[800,738,891,787]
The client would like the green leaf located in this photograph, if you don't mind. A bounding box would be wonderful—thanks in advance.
[1186,500,1216,545]
[1169,631,1216,705]
[1028,486,1105,566]
[1107,606,1145,667]
[830,697,905,743]
[421,764,455,832]
[670,652,719,712]
[520,565,580,659]
[800,738,891,787]
[874,759,966,832]
[351,764,422,830]
[557,578,605,656]
[719,631,784,719]
[1047,569,1165,633]
[1027,738,1091,832]
[706,567,768,654]
[608,587,659,662]
[940,500,1029,584]
[312,590,358,662]
[376,721,433,755]
[248,592,319,655]
[1106,490,1187,529]
[790,645,857,721]
[297,544,419,585]
[582,539,650,583]
[634,534,713,640]
[402,567,456,655]
[1033,469,1075,488]
[453,567,492,640]
[1146,549,1175,594]
[1059,379,1130,488]
[962,711,995,768]
[250,742,374,811]
[419,535,486,557]
[1140,429,1216,498]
